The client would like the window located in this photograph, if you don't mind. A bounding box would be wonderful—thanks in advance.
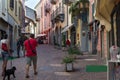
[10,0,14,9]
[2,0,5,16]
[15,0,17,16]
[19,7,21,20]
[92,3,94,19]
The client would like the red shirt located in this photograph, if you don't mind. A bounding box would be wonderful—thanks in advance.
[24,38,38,57]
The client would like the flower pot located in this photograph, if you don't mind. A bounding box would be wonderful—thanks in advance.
[65,63,74,72]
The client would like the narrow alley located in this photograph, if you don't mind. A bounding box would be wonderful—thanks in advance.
[0,44,107,80]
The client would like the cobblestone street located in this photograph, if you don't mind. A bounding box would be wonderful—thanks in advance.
[0,44,107,80]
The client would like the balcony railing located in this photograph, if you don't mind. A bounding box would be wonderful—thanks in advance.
[51,6,65,23]
[50,0,57,5]
[57,6,64,16]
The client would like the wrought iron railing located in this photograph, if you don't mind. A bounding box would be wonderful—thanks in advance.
[57,6,64,15]
[51,6,64,22]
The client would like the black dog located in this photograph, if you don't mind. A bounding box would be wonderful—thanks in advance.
[3,66,16,80]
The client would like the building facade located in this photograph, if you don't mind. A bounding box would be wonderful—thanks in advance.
[25,6,36,36]
[35,1,41,37]
[51,0,65,46]
[0,0,24,56]
[0,0,8,39]
[35,0,51,44]
[91,0,120,61]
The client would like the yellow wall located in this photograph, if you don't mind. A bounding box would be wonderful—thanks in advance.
[68,30,70,40]
[76,19,80,45]
[77,19,82,46]
[8,0,21,25]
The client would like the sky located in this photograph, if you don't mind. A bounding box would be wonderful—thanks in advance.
[25,0,40,9]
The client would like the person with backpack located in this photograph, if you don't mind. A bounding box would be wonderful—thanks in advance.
[0,34,11,76]
[24,34,38,78]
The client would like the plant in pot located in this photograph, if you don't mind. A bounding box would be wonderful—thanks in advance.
[62,56,75,72]
[68,47,83,59]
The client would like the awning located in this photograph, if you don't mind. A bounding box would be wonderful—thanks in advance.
[61,23,74,33]
[94,0,113,31]
[36,33,46,37]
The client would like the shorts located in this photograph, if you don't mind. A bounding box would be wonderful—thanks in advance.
[1,51,9,61]
[26,56,37,66]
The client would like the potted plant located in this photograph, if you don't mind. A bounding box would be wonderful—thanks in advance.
[68,47,83,59]
[62,56,75,72]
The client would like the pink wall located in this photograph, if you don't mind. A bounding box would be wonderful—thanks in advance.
[89,0,94,22]
[39,0,51,44]
[89,0,94,53]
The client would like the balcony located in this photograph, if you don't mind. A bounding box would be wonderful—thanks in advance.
[45,3,51,13]
[51,11,59,25]
[51,6,64,23]
[56,6,65,22]
[63,0,74,5]
[50,0,57,5]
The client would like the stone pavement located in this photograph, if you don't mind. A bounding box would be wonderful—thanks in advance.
[0,44,107,80]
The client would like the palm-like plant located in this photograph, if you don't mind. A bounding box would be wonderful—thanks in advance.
[69,1,79,17]
[69,0,89,17]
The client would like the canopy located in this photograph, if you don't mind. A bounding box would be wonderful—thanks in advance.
[94,0,115,31]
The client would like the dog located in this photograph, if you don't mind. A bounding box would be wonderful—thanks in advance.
[3,66,16,80]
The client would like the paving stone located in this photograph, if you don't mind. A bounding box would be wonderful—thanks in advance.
[0,44,107,80]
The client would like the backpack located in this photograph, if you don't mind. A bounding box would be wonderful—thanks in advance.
[2,43,8,51]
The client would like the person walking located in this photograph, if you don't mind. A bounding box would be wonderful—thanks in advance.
[16,37,22,58]
[21,34,28,57]
[0,34,11,76]
[24,34,38,78]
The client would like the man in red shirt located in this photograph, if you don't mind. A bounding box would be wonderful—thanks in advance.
[24,34,38,78]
